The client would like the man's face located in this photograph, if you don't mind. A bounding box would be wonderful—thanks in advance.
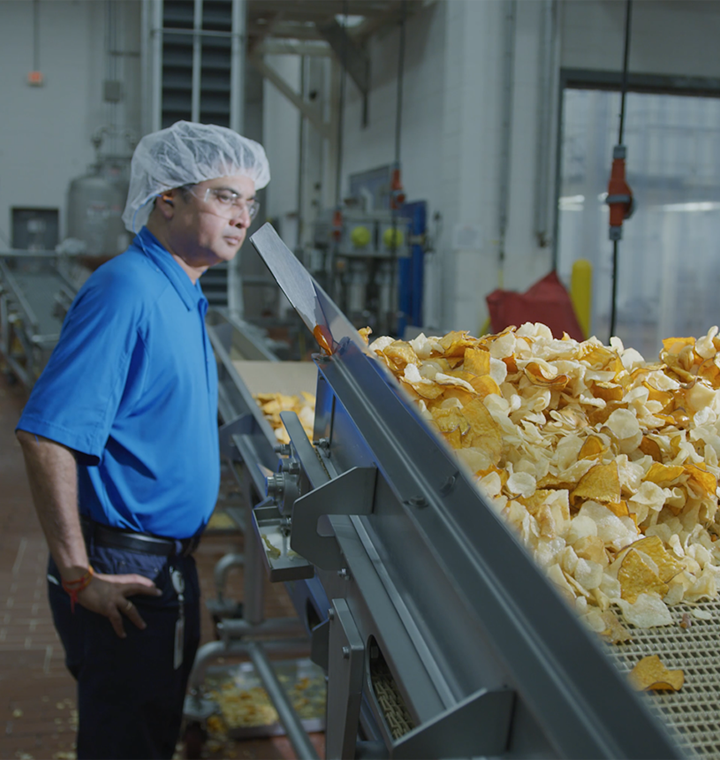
[165,174,257,270]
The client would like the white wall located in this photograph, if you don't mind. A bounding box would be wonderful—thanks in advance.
[261,54,302,233]
[0,1,141,246]
[343,4,445,221]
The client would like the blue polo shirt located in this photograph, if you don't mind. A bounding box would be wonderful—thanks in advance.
[17,227,219,539]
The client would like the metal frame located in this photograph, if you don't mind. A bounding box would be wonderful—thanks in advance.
[0,253,79,388]
[184,314,325,758]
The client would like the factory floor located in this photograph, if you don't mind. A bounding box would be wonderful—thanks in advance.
[0,370,325,760]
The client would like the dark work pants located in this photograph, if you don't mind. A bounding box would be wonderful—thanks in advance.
[48,541,201,760]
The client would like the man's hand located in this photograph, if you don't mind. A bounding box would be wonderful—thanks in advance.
[76,573,162,638]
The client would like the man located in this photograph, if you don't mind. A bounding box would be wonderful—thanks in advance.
[16,121,270,759]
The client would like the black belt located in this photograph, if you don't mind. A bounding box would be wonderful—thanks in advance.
[81,517,200,558]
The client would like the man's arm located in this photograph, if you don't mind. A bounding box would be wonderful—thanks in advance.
[16,430,160,637]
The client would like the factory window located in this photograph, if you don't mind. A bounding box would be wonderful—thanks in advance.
[557,87,720,359]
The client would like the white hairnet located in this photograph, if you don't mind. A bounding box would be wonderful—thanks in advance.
[122,121,270,232]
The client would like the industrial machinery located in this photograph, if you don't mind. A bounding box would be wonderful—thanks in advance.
[309,207,413,337]
[0,251,80,388]
[65,128,133,258]
[186,222,711,759]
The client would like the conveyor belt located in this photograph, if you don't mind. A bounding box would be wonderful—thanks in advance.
[606,598,720,759]
[0,256,79,387]
[9,270,68,336]
[244,222,685,759]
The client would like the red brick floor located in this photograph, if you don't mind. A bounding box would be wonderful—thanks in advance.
[0,370,324,760]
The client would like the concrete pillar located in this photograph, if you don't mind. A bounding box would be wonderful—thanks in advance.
[438,0,557,334]
[439,0,505,333]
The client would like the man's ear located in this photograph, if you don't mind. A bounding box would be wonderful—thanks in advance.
[156,191,176,219]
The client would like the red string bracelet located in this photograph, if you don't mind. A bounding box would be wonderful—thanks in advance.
[61,566,94,613]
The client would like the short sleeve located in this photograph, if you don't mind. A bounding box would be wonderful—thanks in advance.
[16,267,144,464]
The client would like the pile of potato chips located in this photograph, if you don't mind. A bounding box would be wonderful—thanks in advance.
[208,671,325,731]
[253,392,315,444]
[367,323,720,638]
[210,683,279,728]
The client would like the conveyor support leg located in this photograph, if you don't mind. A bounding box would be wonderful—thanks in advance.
[326,599,365,760]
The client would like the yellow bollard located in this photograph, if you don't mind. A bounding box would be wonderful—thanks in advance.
[570,259,593,340]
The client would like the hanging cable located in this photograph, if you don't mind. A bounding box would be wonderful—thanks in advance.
[607,0,634,341]
[331,2,349,256]
[33,0,40,72]
[334,1,349,210]
[393,1,406,191]
[618,0,632,145]
[389,0,407,335]
[391,0,406,212]
[297,55,306,255]
[328,1,349,319]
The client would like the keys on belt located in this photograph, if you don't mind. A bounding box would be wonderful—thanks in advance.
[171,568,185,670]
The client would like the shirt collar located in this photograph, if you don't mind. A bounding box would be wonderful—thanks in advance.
[134,227,207,312]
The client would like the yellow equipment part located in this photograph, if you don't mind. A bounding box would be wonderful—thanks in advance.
[570,259,593,339]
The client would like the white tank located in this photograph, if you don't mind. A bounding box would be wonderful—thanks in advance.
[66,160,130,255]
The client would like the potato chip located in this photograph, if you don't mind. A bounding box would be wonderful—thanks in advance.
[588,402,628,426]
[606,501,630,518]
[639,436,663,462]
[401,364,445,400]
[464,398,503,463]
[641,381,674,410]
[578,435,606,461]
[434,372,476,393]
[628,655,684,691]
[477,465,509,487]
[503,355,519,374]
[684,463,717,496]
[600,610,632,644]
[440,387,478,407]
[383,341,418,369]
[463,347,491,377]
[573,535,608,566]
[618,594,673,628]
[254,391,315,444]
[582,345,618,369]
[469,375,502,399]
[519,489,559,515]
[692,608,713,621]
[358,326,372,345]
[439,331,477,357]
[443,427,463,450]
[605,408,641,440]
[618,536,683,603]
[537,473,581,491]
[431,406,470,435]
[570,462,621,506]
[618,550,667,603]
[643,462,685,487]
[262,534,281,559]
[591,382,624,403]
[698,357,720,388]
[662,337,696,354]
